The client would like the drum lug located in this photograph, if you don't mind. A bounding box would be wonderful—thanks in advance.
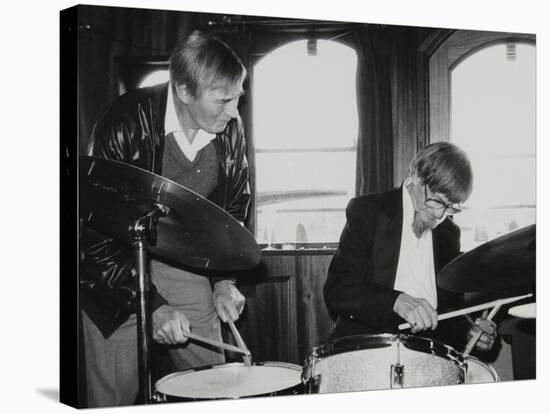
[390,363,404,388]
[302,350,321,393]
[309,374,322,393]
[151,392,165,403]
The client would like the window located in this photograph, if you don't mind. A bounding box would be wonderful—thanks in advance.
[450,42,536,251]
[115,56,169,94]
[139,69,169,88]
[253,39,358,246]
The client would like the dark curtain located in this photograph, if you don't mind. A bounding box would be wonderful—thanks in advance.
[353,25,395,196]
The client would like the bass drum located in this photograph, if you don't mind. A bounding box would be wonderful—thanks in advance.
[154,361,304,402]
[465,356,499,384]
[303,334,466,393]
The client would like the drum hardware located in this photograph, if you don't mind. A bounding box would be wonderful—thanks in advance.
[390,340,404,388]
[390,363,404,388]
[128,204,168,403]
[302,348,321,393]
[80,156,261,404]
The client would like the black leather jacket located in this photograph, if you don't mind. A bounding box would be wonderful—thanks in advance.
[80,83,251,338]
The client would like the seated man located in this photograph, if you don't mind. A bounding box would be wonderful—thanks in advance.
[324,142,495,352]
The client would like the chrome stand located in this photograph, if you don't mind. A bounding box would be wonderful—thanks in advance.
[129,204,167,404]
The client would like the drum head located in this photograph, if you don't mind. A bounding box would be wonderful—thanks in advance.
[155,362,302,399]
[465,357,499,384]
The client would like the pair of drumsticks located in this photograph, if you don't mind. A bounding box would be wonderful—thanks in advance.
[398,293,532,356]
[188,293,532,363]
[186,320,252,366]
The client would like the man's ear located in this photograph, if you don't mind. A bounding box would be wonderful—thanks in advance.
[175,83,191,104]
[409,171,421,184]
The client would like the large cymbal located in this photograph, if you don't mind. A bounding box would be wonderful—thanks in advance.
[437,224,535,292]
[80,156,261,271]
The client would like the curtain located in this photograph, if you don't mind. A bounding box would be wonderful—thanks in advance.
[353,25,395,196]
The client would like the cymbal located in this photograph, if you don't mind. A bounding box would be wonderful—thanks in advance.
[80,156,261,271]
[437,224,535,292]
[508,303,536,319]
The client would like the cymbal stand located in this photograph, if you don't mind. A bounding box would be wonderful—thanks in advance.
[129,204,168,404]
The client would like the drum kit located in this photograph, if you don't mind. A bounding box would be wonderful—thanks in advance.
[80,156,536,403]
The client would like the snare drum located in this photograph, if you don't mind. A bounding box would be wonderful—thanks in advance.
[303,334,466,393]
[465,356,499,384]
[154,361,304,402]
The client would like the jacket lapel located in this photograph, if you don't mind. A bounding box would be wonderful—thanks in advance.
[373,187,404,288]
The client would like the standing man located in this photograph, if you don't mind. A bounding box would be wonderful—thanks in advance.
[80,31,250,407]
[324,142,496,351]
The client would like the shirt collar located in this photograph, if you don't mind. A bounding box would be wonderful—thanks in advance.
[164,83,216,160]
[164,82,181,136]
[402,178,416,226]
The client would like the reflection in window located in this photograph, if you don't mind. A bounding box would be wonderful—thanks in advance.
[451,43,535,251]
[253,40,358,246]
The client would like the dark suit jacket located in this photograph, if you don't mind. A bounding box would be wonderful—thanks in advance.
[324,187,464,343]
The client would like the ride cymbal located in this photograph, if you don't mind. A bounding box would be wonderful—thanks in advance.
[80,156,261,271]
[437,224,535,293]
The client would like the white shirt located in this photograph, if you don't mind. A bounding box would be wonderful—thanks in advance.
[164,83,216,162]
[393,181,438,308]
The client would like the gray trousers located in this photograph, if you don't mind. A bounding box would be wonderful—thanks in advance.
[82,259,224,407]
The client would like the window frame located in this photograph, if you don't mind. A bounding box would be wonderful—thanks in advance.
[422,30,535,143]
[420,29,536,251]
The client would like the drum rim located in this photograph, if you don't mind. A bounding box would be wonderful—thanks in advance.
[309,334,465,367]
[464,355,500,382]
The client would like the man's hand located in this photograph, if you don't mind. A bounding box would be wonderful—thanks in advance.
[152,305,190,344]
[213,280,245,323]
[467,310,497,352]
[393,293,438,333]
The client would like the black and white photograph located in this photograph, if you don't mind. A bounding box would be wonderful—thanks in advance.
[3,0,548,413]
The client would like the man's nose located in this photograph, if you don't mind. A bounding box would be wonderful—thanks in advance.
[433,207,447,220]
[225,100,239,118]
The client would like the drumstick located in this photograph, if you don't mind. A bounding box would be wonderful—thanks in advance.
[228,320,252,366]
[462,305,500,357]
[185,331,251,356]
[397,293,532,330]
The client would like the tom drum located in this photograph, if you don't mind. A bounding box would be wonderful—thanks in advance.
[303,334,466,393]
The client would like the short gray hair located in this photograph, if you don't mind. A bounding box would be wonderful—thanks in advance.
[409,142,473,204]
[169,30,246,98]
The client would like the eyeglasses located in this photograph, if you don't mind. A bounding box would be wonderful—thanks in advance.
[424,185,462,217]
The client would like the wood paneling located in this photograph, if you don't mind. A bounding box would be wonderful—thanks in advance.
[294,254,335,362]
[235,252,335,365]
